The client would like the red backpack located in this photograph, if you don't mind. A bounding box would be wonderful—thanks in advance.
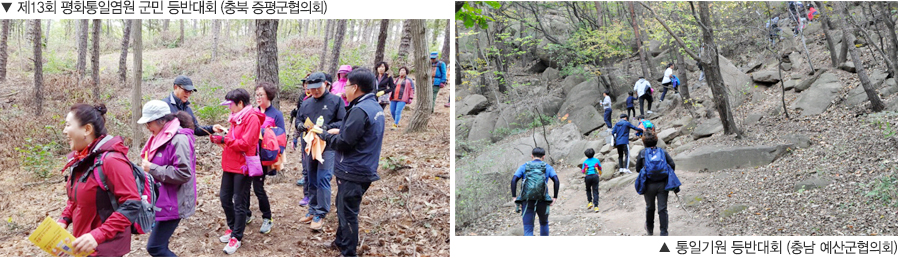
[259,116,287,166]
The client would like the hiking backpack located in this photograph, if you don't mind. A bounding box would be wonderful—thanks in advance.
[519,162,550,201]
[259,116,288,167]
[642,147,671,182]
[82,151,158,235]
[642,120,655,131]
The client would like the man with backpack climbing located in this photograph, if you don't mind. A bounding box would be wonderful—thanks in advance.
[612,114,643,174]
[431,52,447,110]
[633,76,654,116]
[634,131,681,236]
[510,147,559,236]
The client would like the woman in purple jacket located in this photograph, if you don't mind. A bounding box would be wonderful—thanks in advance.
[137,100,198,257]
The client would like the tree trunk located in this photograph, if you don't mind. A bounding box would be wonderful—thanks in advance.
[43,19,51,47]
[119,20,131,89]
[318,20,333,71]
[698,2,741,136]
[32,20,43,117]
[840,3,885,112]
[132,20,144,146]
[77,20,89,78]
[455,21,461,86]
[405,19,432,133]
[0,20,9,82]
[329,20,347,76]
[255,20,280,110]
[374,19,389,67]
[594,1,604,28]
[816,1,839,68]
[193,20,197,36]
[91,19,101,100]
[396,20,412,66]
[628,2,651,78]
[163,19,169,32]
[179,19,184,45]
[441,19,450,64]
[879,1,898,77]
[212,20,220,61]
[675,45,690,101]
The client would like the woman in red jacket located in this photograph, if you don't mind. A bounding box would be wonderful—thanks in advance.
[59,104,141,257]
[210,88,264,255]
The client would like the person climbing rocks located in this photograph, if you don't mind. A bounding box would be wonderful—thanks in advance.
[635,115,655,137]
[767,17,782,45]
[612,114,643,174]
[602,91,613,132]
[626,91,636,119]
[659,63,675,102]
[633,76,654,116]
[511,147,559,236]
[634,131,681,236]
[581,148,601,213]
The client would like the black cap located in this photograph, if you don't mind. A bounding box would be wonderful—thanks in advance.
[174,75,196,92]
[306,72,326,89]
[620,114,628,118]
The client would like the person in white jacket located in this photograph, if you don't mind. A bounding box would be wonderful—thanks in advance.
[633,76,654,116]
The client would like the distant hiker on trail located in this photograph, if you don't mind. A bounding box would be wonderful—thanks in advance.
[59,104,141,257]
[659,63,677,102]
[626,91,636,119]
[635,115,655,137]
[582,148,602,213]
[766,16,782,45]
[661,74,680,102]
[248,82,284,235]
[209,88,265,254]
[511,147,559,236]
[634,131,681,236]
[633,76,654,116]
[390,67,416,130]
[612,114,643,174]
[319,68,385,256]
[163,75,216,136]
[297,72,346,231]
[332,65,353,106]
[374,62,396,111]
[137,101,198,257]
[788,1,807,34]
[807,4,818,21]
[602,91,613,132]
[431,51,448,109]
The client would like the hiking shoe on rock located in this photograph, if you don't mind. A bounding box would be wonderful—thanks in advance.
[299,197,310,206]
[296,178,305,186]
[594,207,600,213]
[246,216,254,224]
[223,237,241,255]
[260,218,273,234]
[310,216,324,231]
[219,229,233,243]
[299,214,313,224]
[647,110,654,114]
[587,202,593,209]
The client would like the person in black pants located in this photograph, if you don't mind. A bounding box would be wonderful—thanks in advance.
[635,132,676,236]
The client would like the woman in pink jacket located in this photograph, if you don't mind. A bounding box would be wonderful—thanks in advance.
[331,65,353,106]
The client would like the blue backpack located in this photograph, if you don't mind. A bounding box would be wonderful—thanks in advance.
[643,147,671,181]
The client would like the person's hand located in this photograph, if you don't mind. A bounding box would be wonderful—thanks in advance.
[72,233,97,254]
[141,159,153,172]
[376,91,385,97]
[549,197,556,206]
[213,124,225,133]
[210,135,225,144]
[57,221,67,229]
[327,128,340,135]
[310,126,323,134]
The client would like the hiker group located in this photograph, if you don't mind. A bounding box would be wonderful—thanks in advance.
[55,52,448,257]
[510,63,683,236]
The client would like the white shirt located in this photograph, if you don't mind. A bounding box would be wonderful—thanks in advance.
[662,67,673,84]
[602,96,612,110]
[633,79,652,97]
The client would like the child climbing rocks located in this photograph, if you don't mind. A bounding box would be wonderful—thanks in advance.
[581,148,601,212]
[626,91,636,119]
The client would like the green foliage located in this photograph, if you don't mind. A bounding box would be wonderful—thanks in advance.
[456,1,501,29]
[43,49,74,75]
[15,138,62,179]
[280,46,319,93]
[565,25,630,66]
[380,155,409,172]
[142,62,159,80]
[195,105,229,126]
[864,172,898,207]
[867,112,897,139]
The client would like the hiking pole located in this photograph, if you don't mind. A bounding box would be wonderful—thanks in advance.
[673,192,700,225]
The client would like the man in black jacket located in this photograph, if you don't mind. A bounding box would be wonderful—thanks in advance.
[162,75,215,136]
[322,68,384,257]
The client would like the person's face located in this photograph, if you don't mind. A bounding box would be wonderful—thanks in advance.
[338,73,347,80]
[146,120,164,135]
[431,58,436,63]
[344,82,360,101]
[173,85,193,103]
[255,87,270,108]
[310,86,326,98]
[228,101,245,113]
[303,83,311,96]
[377,64,386,74]
[399,69,407,77]
[63,112,93,152]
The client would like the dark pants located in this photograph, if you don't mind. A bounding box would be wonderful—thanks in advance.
[147,219,181,257]
[521,200,549,236]
[584,174,599,205]
[616,144,629,170]
[221,172,250,241]
[627,107,636,119]
[639,94,653,116]
[308,150,335,218]
[300,138,310,199]
[334,178,372,257]
[603,108,613,129]
[246,167,272,219]
[644,181,669,236]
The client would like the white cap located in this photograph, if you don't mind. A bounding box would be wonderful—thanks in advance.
[137,100,172,124]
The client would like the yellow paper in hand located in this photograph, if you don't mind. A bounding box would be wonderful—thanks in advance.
[28,217,94,257]
[304,118,314,130]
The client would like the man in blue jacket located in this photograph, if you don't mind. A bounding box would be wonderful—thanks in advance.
[612,114,643,174]
[322,67,384,257]
[431,52,447,110]
[162,75,215,136]
[510,147,559,236]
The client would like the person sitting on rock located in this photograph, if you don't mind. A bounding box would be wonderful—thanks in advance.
[612,114,643,174]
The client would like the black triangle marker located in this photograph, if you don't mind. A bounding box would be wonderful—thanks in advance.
[660,242,671,252]
[1,3,11,12]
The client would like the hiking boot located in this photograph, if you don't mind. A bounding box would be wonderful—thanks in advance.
[330,241,342,252]
[219,229,233,243]
[445,102,451,107]
[310,216,324,231]
[647,110,654,114]
[246,216,254,224]
[299,197,310,206]
[296,178,305,186]
[586,202,593,209]
[645,224,653,236]
[594,207,600,213]
[299,214,313,224]
[223,237,241,255]
[260,218,273,234]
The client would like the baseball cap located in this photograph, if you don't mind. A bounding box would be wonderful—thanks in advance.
[430,52,438,59]
[174,75,197,92]
[306,72,327,89]
[220,100,233,106]
[137,100,172,124]
[620,114,629,118]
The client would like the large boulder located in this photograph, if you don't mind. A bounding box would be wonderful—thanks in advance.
[649,40,664,57]
[671,116,693,128]
[788,52,804,71]
[803,21,822,35]
[542,67,560,82]
[692,118,723,140]
[493,96,564,134]
[674,144,793,172]
[547,123,583,162]
[839,61,857,73]
[793,68,830,92]
[751,70,781,84]
[456,117,474,141]
[791,72,842,116]
[456,94,490,116]
[562,77,600,100]
[467,111,500,143]
[559,78,602,116]
[845,70,889,106]
[882,78,898,97]
[568,106,604,135]
[561,74,588,94]
[783,79,797,91]
[563,140,603,166]
[658,128,679,142]
[718,55,753,106]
